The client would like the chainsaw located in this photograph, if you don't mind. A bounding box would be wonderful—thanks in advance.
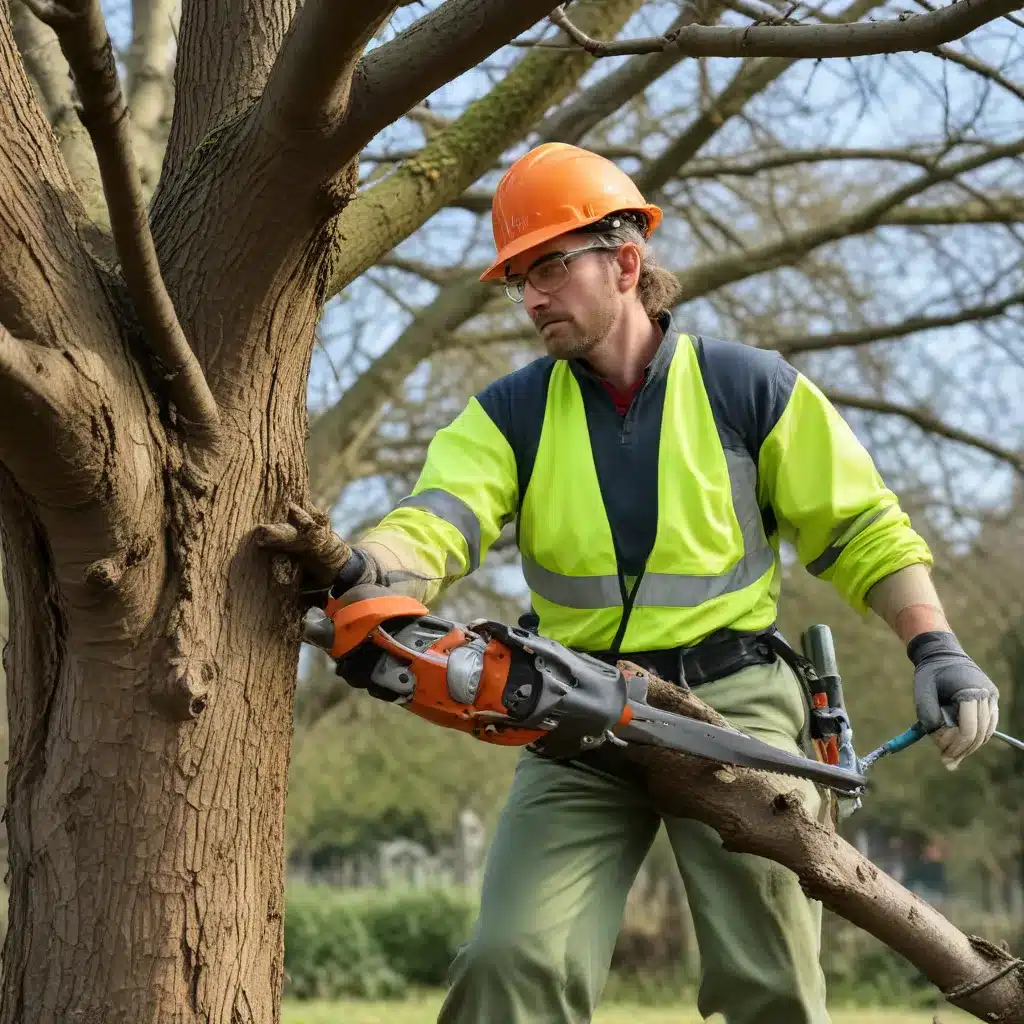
[300,591,869,797]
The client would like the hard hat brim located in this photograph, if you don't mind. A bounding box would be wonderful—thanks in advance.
[479,203,663,283]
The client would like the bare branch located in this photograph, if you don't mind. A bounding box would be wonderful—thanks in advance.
[9,0,103,221]
[344,0,567,145]
[682,144,951,177]
[774,290,1024,354]
[447,142,979,213]
[533,2,719,145]
[259,1,399,138]
[824,389,1024,473]
[327,0,646,296]
[548,0,1021,59]
[125,0,178,191]
[931,42,1024,104]
[377,256,471,285]
[725,0,793,24]
[23,0,220,438]
[878,197,1024,226]
[673,139,1024,304]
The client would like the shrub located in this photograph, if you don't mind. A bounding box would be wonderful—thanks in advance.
[283,883,407,1000]
[284,881,477,999]
[349,885,478,987]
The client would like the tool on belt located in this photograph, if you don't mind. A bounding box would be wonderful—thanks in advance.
[300,592,869,797]
[788,624,1024,816]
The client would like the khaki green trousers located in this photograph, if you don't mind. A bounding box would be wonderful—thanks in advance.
[436,657,833,1024]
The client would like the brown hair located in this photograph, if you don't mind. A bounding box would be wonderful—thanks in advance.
[583,213,682,318]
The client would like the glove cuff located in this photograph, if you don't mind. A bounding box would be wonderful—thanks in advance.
[329,547,390,597]
[907,629,964,666]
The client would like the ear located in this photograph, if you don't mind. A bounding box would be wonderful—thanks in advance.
[613,244,642,293]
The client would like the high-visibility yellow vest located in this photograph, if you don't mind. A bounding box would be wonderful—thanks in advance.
[361,315,931,653]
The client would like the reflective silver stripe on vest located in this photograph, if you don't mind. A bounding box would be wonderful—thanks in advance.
[397,489,482,572]
[520,449,775,609]
[806,506,888,577]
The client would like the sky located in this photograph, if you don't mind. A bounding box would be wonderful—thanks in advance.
[91,0,1024,593]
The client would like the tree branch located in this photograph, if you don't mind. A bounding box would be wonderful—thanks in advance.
[681,144,952,177]
[9,0,103,221]
[624,668,1024,1022]
[931,41,1024,104]
[125,0,177,193]
[548,0,1021,59]
[161,0,300,184]
[326,0,645,296]
[533,2,719,146]
[635,0,889,196]
[774,290,1024,354]
[878,196,1024,226]
[824,389,1024,472]
[344,0,569,145]
[673,139,1024,305]
[444,143,983,211]
[308,277,496,505]
[21,0,220,440]
[259,1,400,138]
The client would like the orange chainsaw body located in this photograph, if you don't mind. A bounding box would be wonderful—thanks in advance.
[324,594,547,746]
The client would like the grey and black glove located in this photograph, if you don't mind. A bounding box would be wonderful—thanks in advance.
[328,547,391,601]
[909,631,999,770]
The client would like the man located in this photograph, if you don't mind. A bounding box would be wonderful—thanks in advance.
[271,143,1000,1023]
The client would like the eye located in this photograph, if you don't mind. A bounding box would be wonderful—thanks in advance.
[530,260,565,288]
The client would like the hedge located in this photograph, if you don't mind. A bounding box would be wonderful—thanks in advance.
[284,882,477,999]
[283,881,1022,1006]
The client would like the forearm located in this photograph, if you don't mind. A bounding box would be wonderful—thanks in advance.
[865,563,951,645]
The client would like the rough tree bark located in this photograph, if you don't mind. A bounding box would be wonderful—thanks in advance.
[1,0,1020,1021]
[625,666,1024,1022]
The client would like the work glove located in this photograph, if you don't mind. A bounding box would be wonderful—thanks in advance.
[909,631,999,771]
[255,503,387,611]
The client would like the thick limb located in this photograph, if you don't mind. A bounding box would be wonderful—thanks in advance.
[622,667,1024,1023]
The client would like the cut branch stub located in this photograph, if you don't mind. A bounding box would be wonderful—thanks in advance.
[615,664,1024,1022]
[255,502,354,594]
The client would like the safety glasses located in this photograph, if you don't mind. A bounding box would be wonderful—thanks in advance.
[503,243,620,303]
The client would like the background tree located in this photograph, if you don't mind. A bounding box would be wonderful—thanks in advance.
[2,0,1022,1021]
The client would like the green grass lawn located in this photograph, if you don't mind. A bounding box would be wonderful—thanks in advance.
[282,994,975,1023]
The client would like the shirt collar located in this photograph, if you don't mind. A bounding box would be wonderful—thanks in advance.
[570,310,679,387]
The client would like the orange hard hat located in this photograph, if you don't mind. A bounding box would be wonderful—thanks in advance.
[479,143,663,282]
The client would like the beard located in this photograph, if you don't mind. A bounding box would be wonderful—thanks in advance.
[535,303,616,360]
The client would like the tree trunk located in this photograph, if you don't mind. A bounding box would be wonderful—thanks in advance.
[0,327,312,1022]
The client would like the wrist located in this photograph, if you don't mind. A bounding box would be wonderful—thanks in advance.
[893,602,951,646]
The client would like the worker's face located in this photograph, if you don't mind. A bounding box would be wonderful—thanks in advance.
[505,232,632,359]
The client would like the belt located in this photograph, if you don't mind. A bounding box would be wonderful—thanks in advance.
[567,628,781,787]
[589,626,778,689]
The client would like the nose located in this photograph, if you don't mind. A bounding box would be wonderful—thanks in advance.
[524,281,549,319]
